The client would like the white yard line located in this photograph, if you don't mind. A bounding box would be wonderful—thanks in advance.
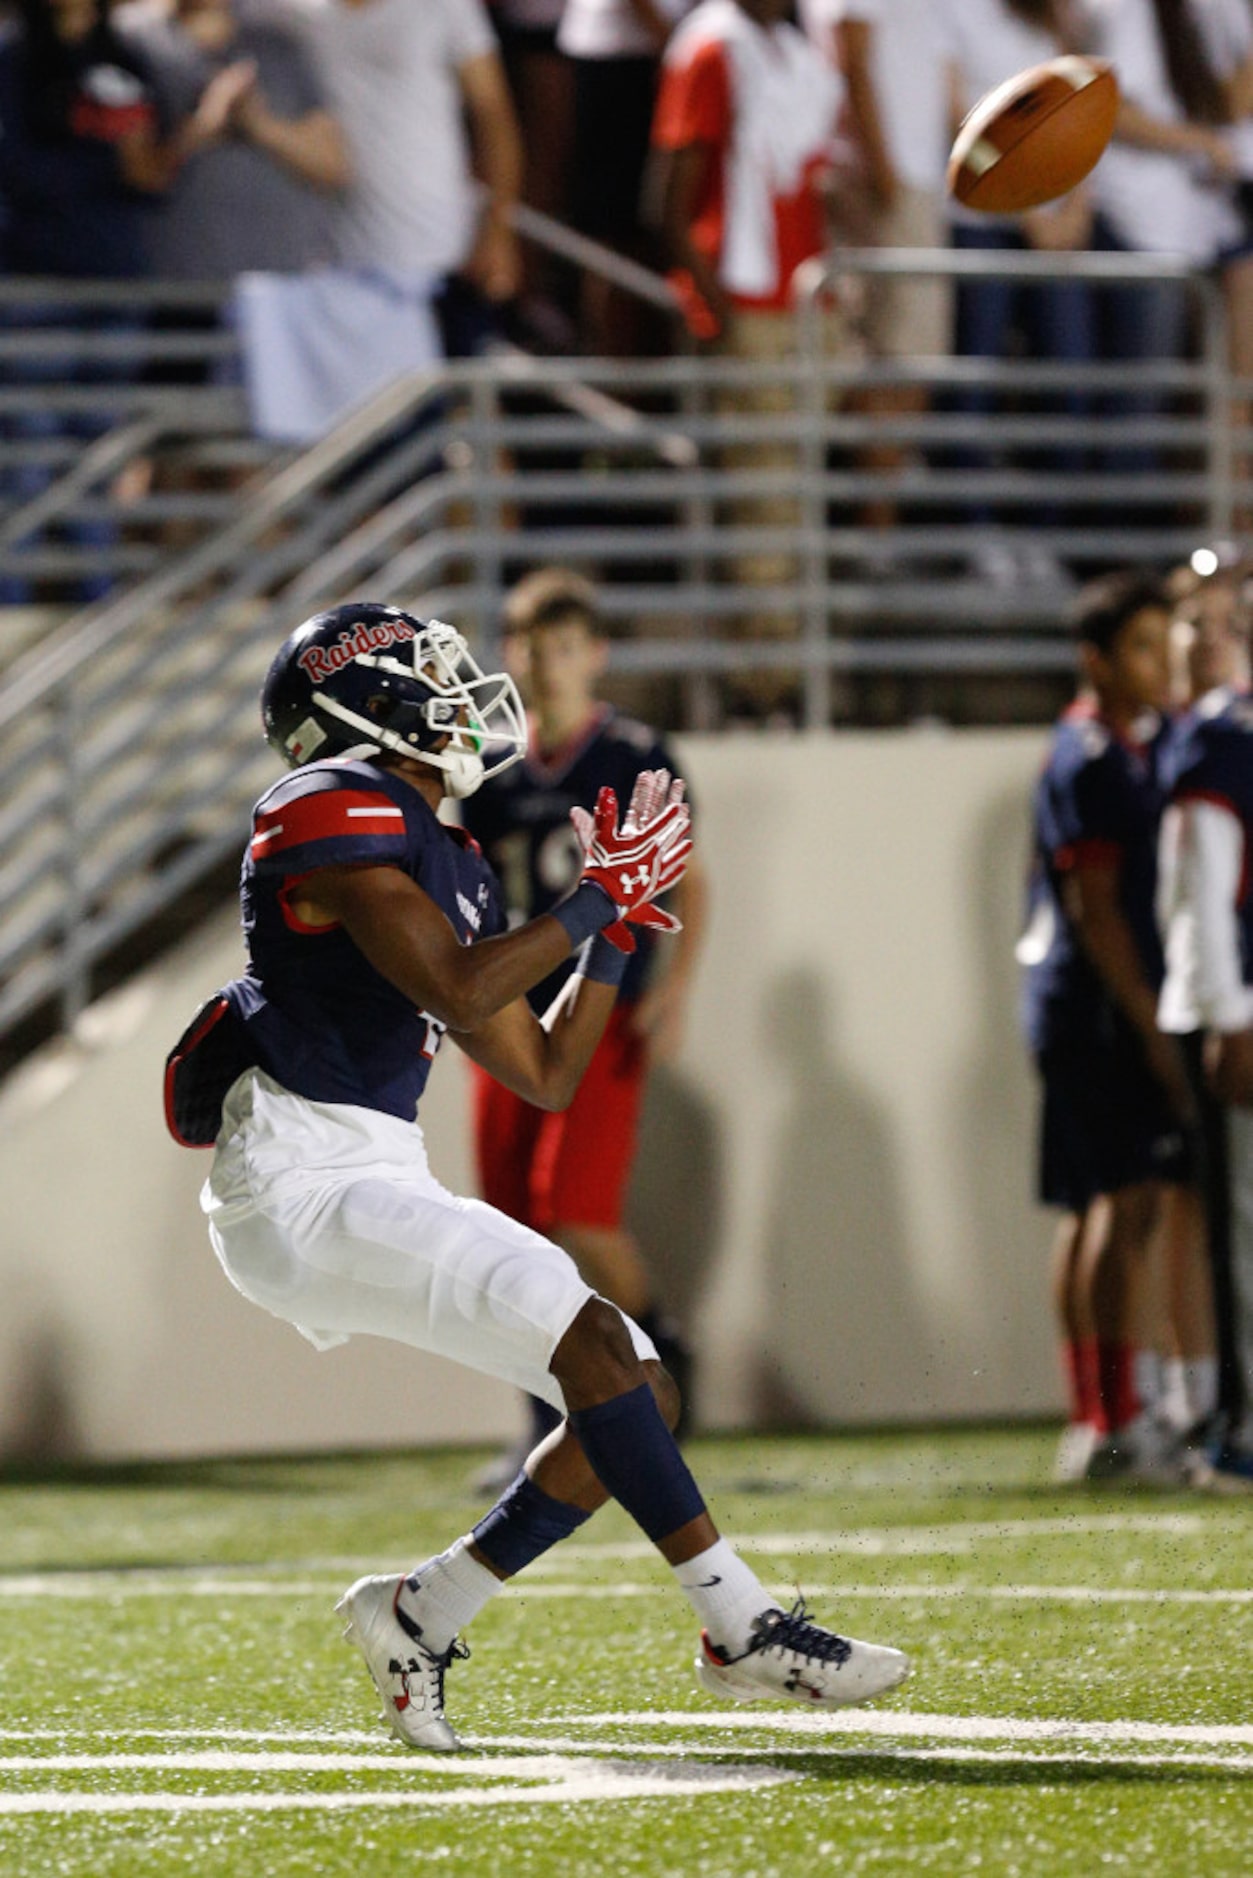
[0,1511,1212,1600]
[0,1761,791,1816]
[577,1710,1253,1748]
[0,1752,582,1775]
[473,1733,1253,1773]
[545,1514,1211,1563]
[2,1713,1249,1754]
[0,1728,1247,1817]
[1,1571,1248,1606]
[509,1580,1253,1605]
[777,1583,1253,1605]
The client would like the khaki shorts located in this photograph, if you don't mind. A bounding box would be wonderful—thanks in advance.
[862,185,952,360]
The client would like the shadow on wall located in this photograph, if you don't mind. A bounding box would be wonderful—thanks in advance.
[753,964,934,1426]
[949,782,1057,1410]
[0,1325,82,1465]
[627,1061,723,1332]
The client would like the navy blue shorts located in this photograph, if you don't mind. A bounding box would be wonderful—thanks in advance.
[1036,1036,1189,1211]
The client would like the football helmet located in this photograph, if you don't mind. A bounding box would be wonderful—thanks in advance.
[260,604,526,799]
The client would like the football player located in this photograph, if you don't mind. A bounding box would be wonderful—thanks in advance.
[462,567,707,1485]
[1020,571,1194,1484]
[165,603,909,1747]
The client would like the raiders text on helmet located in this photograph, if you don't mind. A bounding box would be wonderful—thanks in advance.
[260,604,526,799]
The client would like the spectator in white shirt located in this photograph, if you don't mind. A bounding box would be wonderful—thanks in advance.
[800,0,955,559]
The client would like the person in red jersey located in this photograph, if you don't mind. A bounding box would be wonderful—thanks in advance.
[462,567,708,1486]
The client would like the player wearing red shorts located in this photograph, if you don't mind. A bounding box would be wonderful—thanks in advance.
[462,568,708,1476]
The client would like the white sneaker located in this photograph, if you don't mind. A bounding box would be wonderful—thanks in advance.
[695,1598,910,1711]
[1053,1420,1100,1483]
[1083,1413,1190,1488]
[335,1573,468,1751]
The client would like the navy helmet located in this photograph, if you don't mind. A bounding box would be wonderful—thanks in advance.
[261,604,526,799]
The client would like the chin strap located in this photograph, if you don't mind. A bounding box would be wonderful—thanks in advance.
[439,748,486,799]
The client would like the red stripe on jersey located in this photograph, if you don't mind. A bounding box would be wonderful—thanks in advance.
[1175,785,1240,819]
[1055,838,1122,873]
[251,789,404,858]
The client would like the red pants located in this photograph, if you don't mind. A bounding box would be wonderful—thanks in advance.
[472,1002,647,1233]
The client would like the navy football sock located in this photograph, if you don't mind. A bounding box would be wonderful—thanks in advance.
[471,1471,590,1578]
[526,1392,564,1447]
[569,1382,707,1543]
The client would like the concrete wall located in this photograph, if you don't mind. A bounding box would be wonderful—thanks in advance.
[0,729,1061,1461]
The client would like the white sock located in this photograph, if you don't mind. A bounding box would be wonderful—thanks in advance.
[1133,1347,1164,1419]
[1182,1356,1219,1423]
[672,1540,778,1655]
[397,1538,501,1653]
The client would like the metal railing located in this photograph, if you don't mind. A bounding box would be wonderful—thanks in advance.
[0,279,275,599]
[0,245,1245,1049]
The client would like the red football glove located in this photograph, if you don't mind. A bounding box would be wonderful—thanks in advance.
[570,768,691,954]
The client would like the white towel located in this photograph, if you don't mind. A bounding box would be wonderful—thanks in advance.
[233,269,443,445]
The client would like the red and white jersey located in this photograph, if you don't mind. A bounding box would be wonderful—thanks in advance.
[652,0,841,310]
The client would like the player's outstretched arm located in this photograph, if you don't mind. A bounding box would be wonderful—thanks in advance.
[287,862,590,1033]
[287,773,691,1038]
[451,966,620,1112]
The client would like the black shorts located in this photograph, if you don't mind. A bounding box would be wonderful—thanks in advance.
[569,55,659,244]
[1036,1035,1189,1211]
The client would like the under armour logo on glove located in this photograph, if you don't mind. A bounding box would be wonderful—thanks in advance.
[570,769,691,951]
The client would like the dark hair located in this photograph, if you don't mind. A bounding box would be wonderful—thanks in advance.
[503,566,606,637]
[1149,0,1229,125]
[1070,570,1171,654]
[1003,0,1063,33]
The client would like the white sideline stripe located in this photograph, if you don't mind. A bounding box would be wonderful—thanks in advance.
[0,1753,581,1775]
[0,1740,1247,1802]
[2,1712,1248,1754]
[473,1733,1253,1774]
[0,1729,385,1744]
[787,1583,1253,1606]
[0,1727,1247,1772]
[581,1711,1253,1748]
[0,1764,790,1817]
[512,1581,1253,1607]
[3,1571,1249,1607]
[549,1514,1210,1562]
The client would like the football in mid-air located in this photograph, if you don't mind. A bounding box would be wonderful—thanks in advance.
[947,55,1119,215]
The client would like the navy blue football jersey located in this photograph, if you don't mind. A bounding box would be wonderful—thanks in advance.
[1169,688,1253,984]
[1020,703,1171,1054]
[222,757,505,1120]
[461,707,681,1010]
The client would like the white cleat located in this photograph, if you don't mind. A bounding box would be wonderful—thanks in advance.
[335,1573,468,1751]
[695,1598,910,1711]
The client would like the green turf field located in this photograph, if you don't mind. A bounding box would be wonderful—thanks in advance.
[0,1427,1249,1877]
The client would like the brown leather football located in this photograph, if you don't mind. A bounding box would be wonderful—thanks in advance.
[947,56,1119,215]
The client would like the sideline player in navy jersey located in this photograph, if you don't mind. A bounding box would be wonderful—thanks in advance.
[164,603,908,1749]
[1158,556,1253,1489]
[1020,571,1194,1485]
[462,568,708,1482]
